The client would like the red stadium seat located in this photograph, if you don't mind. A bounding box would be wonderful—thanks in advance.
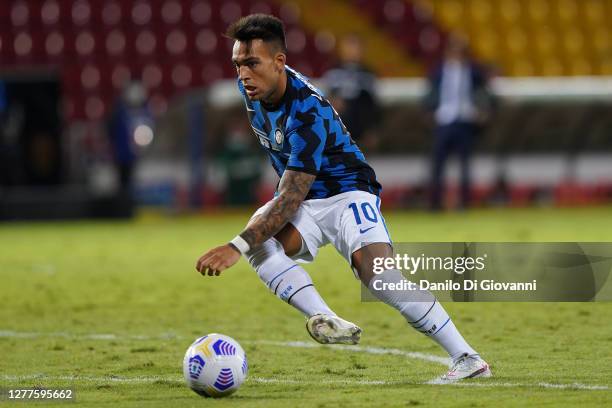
[134,29,158,57]
[285,27,307,54]
[193,27,219,56]
[73,29,96,58]
[140,62,164,90]
[164,28,189,57]
[100,1,124,26]
[110,63,132,90]
[160,0,186,25]
[189,0,213,26]
[171,62,193,89]
[80,63,101,90]
[10,1,31,28]
[218,1,243,26]
[84,93,106,120]
[44,30,65,61]
[130,0,155,26]
[40,0,63,27]
[104,28,127,58]
[0,0,342,123]
[12,30,35,61]
[70,0,92,28]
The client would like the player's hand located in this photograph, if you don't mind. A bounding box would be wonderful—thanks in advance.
[196,244,241,276]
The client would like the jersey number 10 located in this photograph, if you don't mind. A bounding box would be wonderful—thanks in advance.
[348,202,378,225]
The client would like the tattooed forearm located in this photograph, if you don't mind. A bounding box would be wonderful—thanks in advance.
[240,170,315,249]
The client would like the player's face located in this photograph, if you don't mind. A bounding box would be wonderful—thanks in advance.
[232,39,285,102]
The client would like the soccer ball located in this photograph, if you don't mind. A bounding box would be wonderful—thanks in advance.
[183,333,248,398]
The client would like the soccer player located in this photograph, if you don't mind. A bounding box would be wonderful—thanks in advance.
[196,14,491,381]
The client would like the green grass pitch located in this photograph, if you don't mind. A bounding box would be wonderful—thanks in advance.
[1,207,611,407]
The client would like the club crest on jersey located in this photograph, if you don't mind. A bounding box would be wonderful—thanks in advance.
[274,128,284,146]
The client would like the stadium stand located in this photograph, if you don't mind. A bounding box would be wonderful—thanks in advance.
[416,0,612,76]
[1,1,611,214]
[1,0,610,121]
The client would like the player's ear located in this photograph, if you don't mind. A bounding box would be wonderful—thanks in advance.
[274,52,286,73]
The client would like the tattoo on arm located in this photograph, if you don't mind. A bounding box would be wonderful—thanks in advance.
[240,170,315,249]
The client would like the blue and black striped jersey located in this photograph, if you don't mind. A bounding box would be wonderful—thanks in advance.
[238,66,382,200]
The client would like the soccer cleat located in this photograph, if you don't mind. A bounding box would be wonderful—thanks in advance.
[440,353,492,381]
[306,314,362,345]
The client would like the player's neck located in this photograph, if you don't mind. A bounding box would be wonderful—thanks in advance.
[261,71,287,110]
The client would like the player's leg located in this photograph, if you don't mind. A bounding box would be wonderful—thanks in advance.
[355,245,490,380]
[245,212,362,344]
[273,221,303,257]
[353,244,480,360]
[244,214,334,318]
[328,191,490,379]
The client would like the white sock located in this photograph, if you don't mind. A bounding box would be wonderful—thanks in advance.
[246,238,336,318]
[368,269,477,360]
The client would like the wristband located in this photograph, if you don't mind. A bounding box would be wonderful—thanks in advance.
[230,235,250,254]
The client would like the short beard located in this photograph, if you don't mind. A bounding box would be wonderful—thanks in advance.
[260,87,278,105]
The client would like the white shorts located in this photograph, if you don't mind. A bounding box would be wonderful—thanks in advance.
[251,190,392,276]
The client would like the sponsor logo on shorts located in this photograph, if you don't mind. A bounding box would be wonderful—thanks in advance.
[359,226,375,234]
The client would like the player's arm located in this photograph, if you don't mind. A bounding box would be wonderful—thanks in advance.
[195,170,315,276]
[196,109,325,277]
[239,169,315,248]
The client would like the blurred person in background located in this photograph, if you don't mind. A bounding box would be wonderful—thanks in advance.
[0,81,26,186]
[322,34,381,151]
[218,114,263,206]
[0,80,14,186]
[424,34,494,210]
[107,81,154,194]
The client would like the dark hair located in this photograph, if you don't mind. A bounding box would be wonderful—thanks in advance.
[225,14,287,53]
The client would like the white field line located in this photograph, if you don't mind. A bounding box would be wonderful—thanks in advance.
[0,374,386,386]
[0,330,181,341]
[250,340,450,366]
[0,374,608,391]
[0,330,609,391]
[0,331,448,366]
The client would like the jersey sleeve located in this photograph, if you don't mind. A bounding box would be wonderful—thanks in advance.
[286,111,327,175]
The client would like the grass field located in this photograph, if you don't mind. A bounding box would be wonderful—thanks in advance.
[1,207,612,407]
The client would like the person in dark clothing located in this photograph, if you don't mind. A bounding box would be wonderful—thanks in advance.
[322,34,381,150]
[107,81,153,192]
[424,35,494,210]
